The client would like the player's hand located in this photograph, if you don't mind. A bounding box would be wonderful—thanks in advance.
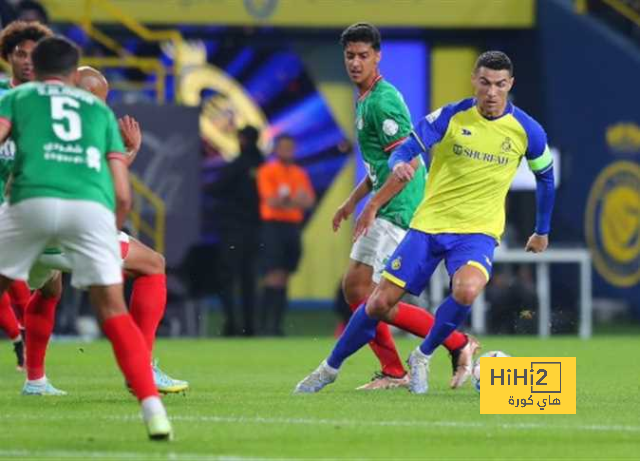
[332,198,355,232]
[525,233,549,253]
[119,115,142,158]
[392,161,415,182]
[353,203,377,242]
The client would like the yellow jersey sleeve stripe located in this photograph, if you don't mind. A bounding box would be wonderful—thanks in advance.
[466,261,490,282]
[527,145,553,173]
[382,271,407,288]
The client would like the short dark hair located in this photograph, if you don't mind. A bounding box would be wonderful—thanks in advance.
[474,51,513,76]
[32,36,80,78]
[238,125,260,145]
[0,20,53,61]
[340,22,381,50]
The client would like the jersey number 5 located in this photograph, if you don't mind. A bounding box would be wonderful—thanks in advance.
[51,96,82,142]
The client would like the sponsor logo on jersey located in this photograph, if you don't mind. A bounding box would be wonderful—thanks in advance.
[356,116,364,131]
[382,119,398,136]
[453,144,509,166]
[585,161,640,287]
[0,140,15,161]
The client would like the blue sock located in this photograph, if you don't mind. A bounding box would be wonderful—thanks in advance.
[419,296,471,356]
[327,304,379,369]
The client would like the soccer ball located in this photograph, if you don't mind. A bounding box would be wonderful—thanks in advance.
[471,350,511,392]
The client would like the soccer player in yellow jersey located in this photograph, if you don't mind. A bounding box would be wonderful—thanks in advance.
[293,51,555,394]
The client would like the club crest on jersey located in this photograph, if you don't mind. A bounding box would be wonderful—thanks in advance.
[356,116,364,131]
[501,137,513,152]
[382,119,399,136]
[391,256,402,271]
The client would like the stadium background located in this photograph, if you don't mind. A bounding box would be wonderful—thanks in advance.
[0,1,639,459]
[1,0,639,336]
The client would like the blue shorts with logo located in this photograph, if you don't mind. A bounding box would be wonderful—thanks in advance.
[381,230,497,295]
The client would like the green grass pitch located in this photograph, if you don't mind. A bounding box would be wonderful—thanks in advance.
[1,336,639,460]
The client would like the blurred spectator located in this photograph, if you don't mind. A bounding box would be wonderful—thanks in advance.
[16,0,48,24]
[0,2,17,29]
[257,135,315,336]
[208,126,264,336]
[485,265,539,334]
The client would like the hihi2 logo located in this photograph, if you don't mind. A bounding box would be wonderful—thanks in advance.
[480,357,576,414]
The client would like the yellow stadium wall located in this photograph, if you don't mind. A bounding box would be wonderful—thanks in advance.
[431,47,478,110]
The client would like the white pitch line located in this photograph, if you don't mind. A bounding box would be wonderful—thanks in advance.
[1,413,639,434]
[0,449,275,461]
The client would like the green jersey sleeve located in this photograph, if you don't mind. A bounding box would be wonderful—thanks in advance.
[0,90,15,126]
[105,109,126,157]
[370,92,412,154]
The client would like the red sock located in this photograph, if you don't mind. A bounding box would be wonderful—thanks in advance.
[8,281,31,326]
[25,290,59,380]
[393,302,468,351]
[102,313,157,401]
[129,274,166,353]
[0,292,20,340]
[349,300,405,378]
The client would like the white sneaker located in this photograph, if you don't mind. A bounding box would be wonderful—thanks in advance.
[293,360,338,394]
[145,413,173,441]
[22,379,67,396]
[356,372,410,390]
[407,348,431,394]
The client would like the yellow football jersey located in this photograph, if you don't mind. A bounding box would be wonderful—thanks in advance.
[396,98,552,241]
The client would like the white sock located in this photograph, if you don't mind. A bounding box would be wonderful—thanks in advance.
[322,360,339,374]
[414,348,431,360]
[28,376,47,386]
[11,335,21,343]
[141,396,166,422]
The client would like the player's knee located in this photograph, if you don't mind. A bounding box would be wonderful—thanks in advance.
[342,282,367,308]
[41,272,63,299]
[452,283,482,306]
[342,270,372,307]
[365,290,393,320]
[149,251,165,274]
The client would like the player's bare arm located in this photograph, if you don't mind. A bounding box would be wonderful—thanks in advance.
[0,122,10,144]
[109,158,132,229]
[354,157,420,240]
[332,176,372,232]
[118,115,141,166]
[525,233,549,253]
[392,161,417,182]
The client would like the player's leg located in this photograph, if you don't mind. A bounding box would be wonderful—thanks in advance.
[22,270,64,395]
[0,291,23,370]
[8,280,31,326]
[123,234,188,394]
[408,234,495,394]
[238,229,259,336]
[294,230,435,393]
[123,235,166,352]
[0,199,59,384]
[61,200,171,440]
[259,222,287,335]
[345,218,406,386]
[363,219,478,388]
